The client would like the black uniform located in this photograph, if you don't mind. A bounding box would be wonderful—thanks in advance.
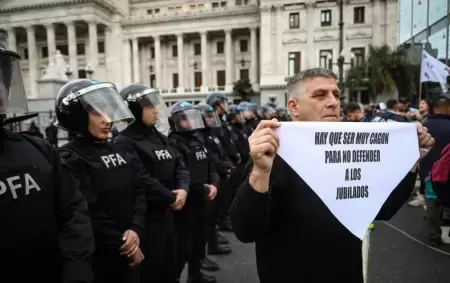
[169,130,220,281]
[0,131,95,283]
[113,125,190,283]
[228,123,250,188]
[60,137,147,283]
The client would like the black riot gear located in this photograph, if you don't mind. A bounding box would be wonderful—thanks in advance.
[55,79,134,136]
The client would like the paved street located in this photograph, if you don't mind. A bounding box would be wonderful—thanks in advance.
[184,204,450,283]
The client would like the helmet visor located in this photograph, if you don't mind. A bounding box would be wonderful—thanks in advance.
[172,108,205,132]
[127,88,170,136]
[76,83,135,132]
[0,49,28,115]
[203,111,222,128]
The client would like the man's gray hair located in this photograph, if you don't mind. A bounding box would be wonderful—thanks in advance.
[287,68,337,99]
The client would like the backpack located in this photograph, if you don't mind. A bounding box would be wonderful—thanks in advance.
[431,143,450,206]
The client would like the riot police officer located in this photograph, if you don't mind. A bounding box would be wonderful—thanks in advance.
[169,101,219,283]
[0,42,95,283]
[56,79,147,283]
[196,103,233,254]
[114,84,190,283]
[238,102,258,131]
[227,105,250,187]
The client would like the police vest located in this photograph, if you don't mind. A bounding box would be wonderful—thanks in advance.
[170,133,210,199]
[0,134,58,258]
[61,141,135,233]
[122,134,178,190]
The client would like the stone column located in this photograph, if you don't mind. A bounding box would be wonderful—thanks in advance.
[45,23,56,60]
[131,37,140,82]
[176,33,185,93]
[154,35,162,88]
[87,21,98,71]
[25,25,38,98]
[122,38,132,85]
[6,27,16,51]
[225,28,233,90]
[275,5,283,75]
[250,26,258,87]
[200,31,208,92]
[66,21,78,78]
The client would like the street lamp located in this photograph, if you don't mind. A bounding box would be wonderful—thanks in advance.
[327,51,354,98]
[85,64,94,79]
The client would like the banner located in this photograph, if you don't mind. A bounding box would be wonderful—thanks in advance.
[276,122,419,240]
[420,50,450,92]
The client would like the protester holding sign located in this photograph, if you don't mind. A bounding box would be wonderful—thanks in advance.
[230,68,435,283]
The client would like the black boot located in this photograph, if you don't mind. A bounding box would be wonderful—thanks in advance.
[201,256,220,271]
[188,271,217,283]
[216,231,229,245]
[207,244,232,255]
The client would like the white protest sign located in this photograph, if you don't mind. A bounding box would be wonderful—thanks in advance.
[276,122,419,240]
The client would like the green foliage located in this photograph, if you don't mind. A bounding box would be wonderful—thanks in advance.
[233,79,254,102]
[345,45,416,102]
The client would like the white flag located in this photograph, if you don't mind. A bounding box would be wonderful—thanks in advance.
[420,50,450,92]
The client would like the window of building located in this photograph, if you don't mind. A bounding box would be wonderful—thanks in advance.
[56,44,68,55]
[221,1,227,7]
[173,73,179,89]
[150,47,155,59]
[239,39,248,52]
[98,41,105,54]
[239,69,249,80]
[235,0,248,4]
[198,3,204,8]
[216,41,224,54]
[147,9,153,14]
[78,70,86,78]
[194,43,201,55]
[351,47,365,66]
[172,45,178,57]
[155,8,160,13]
[288,52,301,77]
[77,43,85,55]
[212,2,219,8]
[289,13,300,29]
[190,4,196,9]
[354,7,365,24]
[320,10,331,27]
[194,72,202,87]
[319,50,332,68]
[217,70,226,86]
[168,7,174,11]
[175,6,182,10]
[42,46,48,58]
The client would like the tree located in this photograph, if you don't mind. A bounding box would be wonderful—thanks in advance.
[345,45,415,103]
[233,79,254,102]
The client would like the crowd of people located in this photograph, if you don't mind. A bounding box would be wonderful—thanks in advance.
[1,40,449,283]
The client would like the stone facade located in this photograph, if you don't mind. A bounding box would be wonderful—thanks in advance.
[0,0,397,107]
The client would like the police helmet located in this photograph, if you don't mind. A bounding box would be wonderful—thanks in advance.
[227,104,244,123]
[263,105,277,120]
[0,41,28,117]
[55,79,134,135]
[196,103,222,128]
[206,92,229,113]
[170,101,204,132]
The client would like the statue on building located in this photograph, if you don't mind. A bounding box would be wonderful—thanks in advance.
[41,50,69,81]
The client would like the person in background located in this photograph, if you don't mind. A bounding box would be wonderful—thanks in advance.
[371,99,409,122]
[418,99,432,122]
[28,121,44,138]
[45,118,58,147]
[345,102,365,122]
[419,93,450,244]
